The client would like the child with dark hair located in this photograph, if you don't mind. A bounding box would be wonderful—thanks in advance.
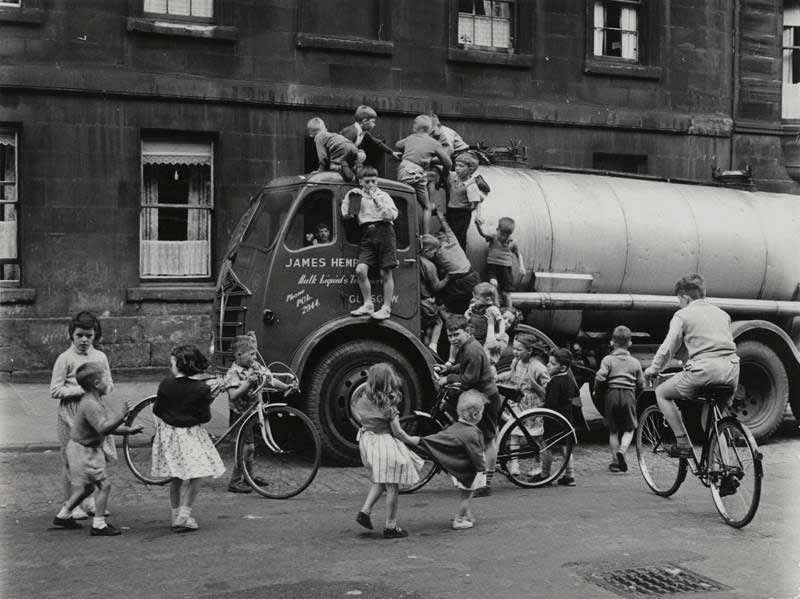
[151,345,225,532]
[538,348,580,487]
[52,362,141,534]
[594,325,645,473]
[464,282,505,349]
[340,105,402,171]
[50,310,114,520]
[475,217,526,307]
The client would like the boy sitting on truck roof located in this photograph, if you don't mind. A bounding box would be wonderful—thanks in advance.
[340,166,399,321]
[644,273,740,460]
[307,117,359,183]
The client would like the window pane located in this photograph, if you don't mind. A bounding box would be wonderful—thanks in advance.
[458,0,512,48]
[285,190,334,251]
[168,0,190,16]
[0,143,15,184]
[144,0,167,13]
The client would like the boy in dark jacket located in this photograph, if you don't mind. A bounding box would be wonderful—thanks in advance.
[538,348,580,487]
[435,315,499,497]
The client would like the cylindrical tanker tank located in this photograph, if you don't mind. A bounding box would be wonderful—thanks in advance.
[465,166,800,336]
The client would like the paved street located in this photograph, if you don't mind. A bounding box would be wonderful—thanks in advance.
[1,419,798,599]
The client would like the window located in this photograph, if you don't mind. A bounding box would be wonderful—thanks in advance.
[593,0,639,61]
[0,1,21,5]
[593,152,648,174]
[343,194,409,249]
[143,0,212,21]
[783,1,800,118]
[285,190,334,251]
[0,130,18,283]
[457,0,514,50]
[140,139,213,278]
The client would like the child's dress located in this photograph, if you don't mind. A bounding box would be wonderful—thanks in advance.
[498,357,550,436]
[151,376,226,480]
[353,390,423,485]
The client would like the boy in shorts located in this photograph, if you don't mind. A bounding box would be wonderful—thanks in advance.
[644,273,740,458]
[307,117,359,183]
[475,217,526,308]
[52,362,141,535]
[446,153,484,250]
[340,166,399,320]
[429,213,481,315]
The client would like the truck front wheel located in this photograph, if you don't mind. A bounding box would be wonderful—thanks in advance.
[304,339,426,465]
[733,340,789,442]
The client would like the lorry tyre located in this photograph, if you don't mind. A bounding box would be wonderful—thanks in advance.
[304,339,425,465]
[733,340,789,442]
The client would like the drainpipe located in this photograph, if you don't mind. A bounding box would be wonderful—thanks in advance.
[730,0,741,171]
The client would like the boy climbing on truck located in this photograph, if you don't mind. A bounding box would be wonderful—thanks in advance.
[340,167,399,321]
[307,117,360,183]
[475,217,526,308]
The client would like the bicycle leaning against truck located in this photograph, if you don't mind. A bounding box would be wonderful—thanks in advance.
[123,361,322,499]
[636,373,763,528]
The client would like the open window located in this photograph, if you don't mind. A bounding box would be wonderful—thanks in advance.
[0,129,19,284]
[343,194,410,250]
[783,1,800,118]
[285,189,335,251]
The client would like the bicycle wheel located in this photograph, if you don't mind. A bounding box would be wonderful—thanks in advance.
[123,395,171,486]
[635,405,687,497]
[237,404,321,499]
[499,409,575,488]
[708,418,762,528]
[398,414,442,494]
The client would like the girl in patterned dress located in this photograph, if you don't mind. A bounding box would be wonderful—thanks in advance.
[353,363,423,539]
[151,345,225,533]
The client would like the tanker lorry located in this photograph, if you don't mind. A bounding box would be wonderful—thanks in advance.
[214,162,800,464]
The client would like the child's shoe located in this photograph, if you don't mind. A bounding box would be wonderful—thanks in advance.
[616,451,628,472]
[90,524,121,536]
[382,527,409,539]
[452,518,474,530]
[52,516,82,529]
[371,306,391,321]
[356,511,373,530]
[557,476,576,487]
[528,473,552,485]
[472,486,491,497]
[350,304,374,317]
[227,481,253,494]
[609,463,622,473]
[71,507,89,520]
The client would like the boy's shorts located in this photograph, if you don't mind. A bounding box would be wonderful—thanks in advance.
[358,221,398,270]
[66,440,108,487]
[440,270,480,313]
[452,470,486,491]
[421,297,439,328]
[487,263,514,292]
[604,387,638,434]
[659,357,740,402]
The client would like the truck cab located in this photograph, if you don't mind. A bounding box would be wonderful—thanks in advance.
[215,172,436,463]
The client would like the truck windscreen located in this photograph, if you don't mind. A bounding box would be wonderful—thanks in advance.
[242,188,295,251]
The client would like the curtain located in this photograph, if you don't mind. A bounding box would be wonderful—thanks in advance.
[0,140,16,261]
[187,166,211,242]
[621,6,638,60]
[593,2,604,56]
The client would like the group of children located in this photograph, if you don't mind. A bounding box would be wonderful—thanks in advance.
[50,312,293,535]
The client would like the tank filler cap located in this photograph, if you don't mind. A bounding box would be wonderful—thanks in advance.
[473,140,528,168]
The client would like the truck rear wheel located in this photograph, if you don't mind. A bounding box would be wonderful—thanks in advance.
[304,339,425,465]
[733,340,788,442]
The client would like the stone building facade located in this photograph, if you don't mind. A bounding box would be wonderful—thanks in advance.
[0,0,796,377]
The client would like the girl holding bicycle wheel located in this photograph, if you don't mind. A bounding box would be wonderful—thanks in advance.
[151,345,225,533]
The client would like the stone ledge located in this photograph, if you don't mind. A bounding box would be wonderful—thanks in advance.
[5,366,167,384]
[0,6,44,24]
[126,17,238,41]
[126,286,216,303]
[448,47,534,68]
[0,287,36,304]
[295,32,394,56]
[583,58,662,80]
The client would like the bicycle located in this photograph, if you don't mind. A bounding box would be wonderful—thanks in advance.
[635,375,763,528]
[399,382,577,494]
[123,362,322,499]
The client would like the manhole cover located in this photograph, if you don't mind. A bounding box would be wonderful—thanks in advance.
[586,563,729,598]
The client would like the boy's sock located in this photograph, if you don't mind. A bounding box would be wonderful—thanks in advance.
[56,504,72,519]
[171,508,179,524]
[484,471,494,488]
[92,516,107,529]
[178,506,192,520]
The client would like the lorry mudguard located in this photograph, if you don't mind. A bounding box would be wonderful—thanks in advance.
[731,319,800,367]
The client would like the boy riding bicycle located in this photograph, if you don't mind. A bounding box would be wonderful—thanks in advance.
[643,273,740,458]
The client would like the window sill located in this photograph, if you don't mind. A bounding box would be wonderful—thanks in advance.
[0,6,44,24]
[295,33,394,56]
[126,17,238,41]
[126,285,216,303]
[0,287,36,304]
[583,58,661,80]
[448,47,534,68]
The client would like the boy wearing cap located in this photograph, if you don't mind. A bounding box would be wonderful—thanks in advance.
[594,325,645,473]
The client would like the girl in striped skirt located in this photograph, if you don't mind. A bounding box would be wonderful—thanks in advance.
[353,363,423,539]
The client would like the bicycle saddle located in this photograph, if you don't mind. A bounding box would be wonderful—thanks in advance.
[700,385,736,403]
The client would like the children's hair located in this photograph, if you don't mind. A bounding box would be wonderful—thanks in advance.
[674,273,706,299]
[514,333,537,351]
[358,165,379,179]
[231,332,258,356]
[171,344,209,376]
[456,390,485,423]
[473,282,498,305]
[611,325,632,346]
[306,117,326,133]
[502,307,521,326]
[365,363,402,411]
[413,115,432,134]
[455,153,478,169]
[495,332,509,348]
[316,222,329,233]
[497,217,515,234]
[75,362,105,393]
[420,234,440,250]
[354,105,377,121]
[485,340,504,360]
[549,347,573,369]
[429,113,441,128]
[446,314,468,332]
[69,310,101,341]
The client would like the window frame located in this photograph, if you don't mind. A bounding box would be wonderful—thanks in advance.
[295,0,394,56]
[139,136,215,280]
[447,0,533,68]
[0,128,19,286]
[283,188,337,253]
[141,0,217,24]
[455,0,517,53]
[583,0,661,80]
[783,2,800,119]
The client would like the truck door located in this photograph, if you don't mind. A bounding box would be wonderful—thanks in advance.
[342,189,419,322]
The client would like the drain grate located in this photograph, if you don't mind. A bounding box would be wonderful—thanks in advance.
[587,563,728,598]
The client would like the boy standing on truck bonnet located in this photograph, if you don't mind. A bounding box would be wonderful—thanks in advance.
[594,325,645,473]
[341,166,399,321]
